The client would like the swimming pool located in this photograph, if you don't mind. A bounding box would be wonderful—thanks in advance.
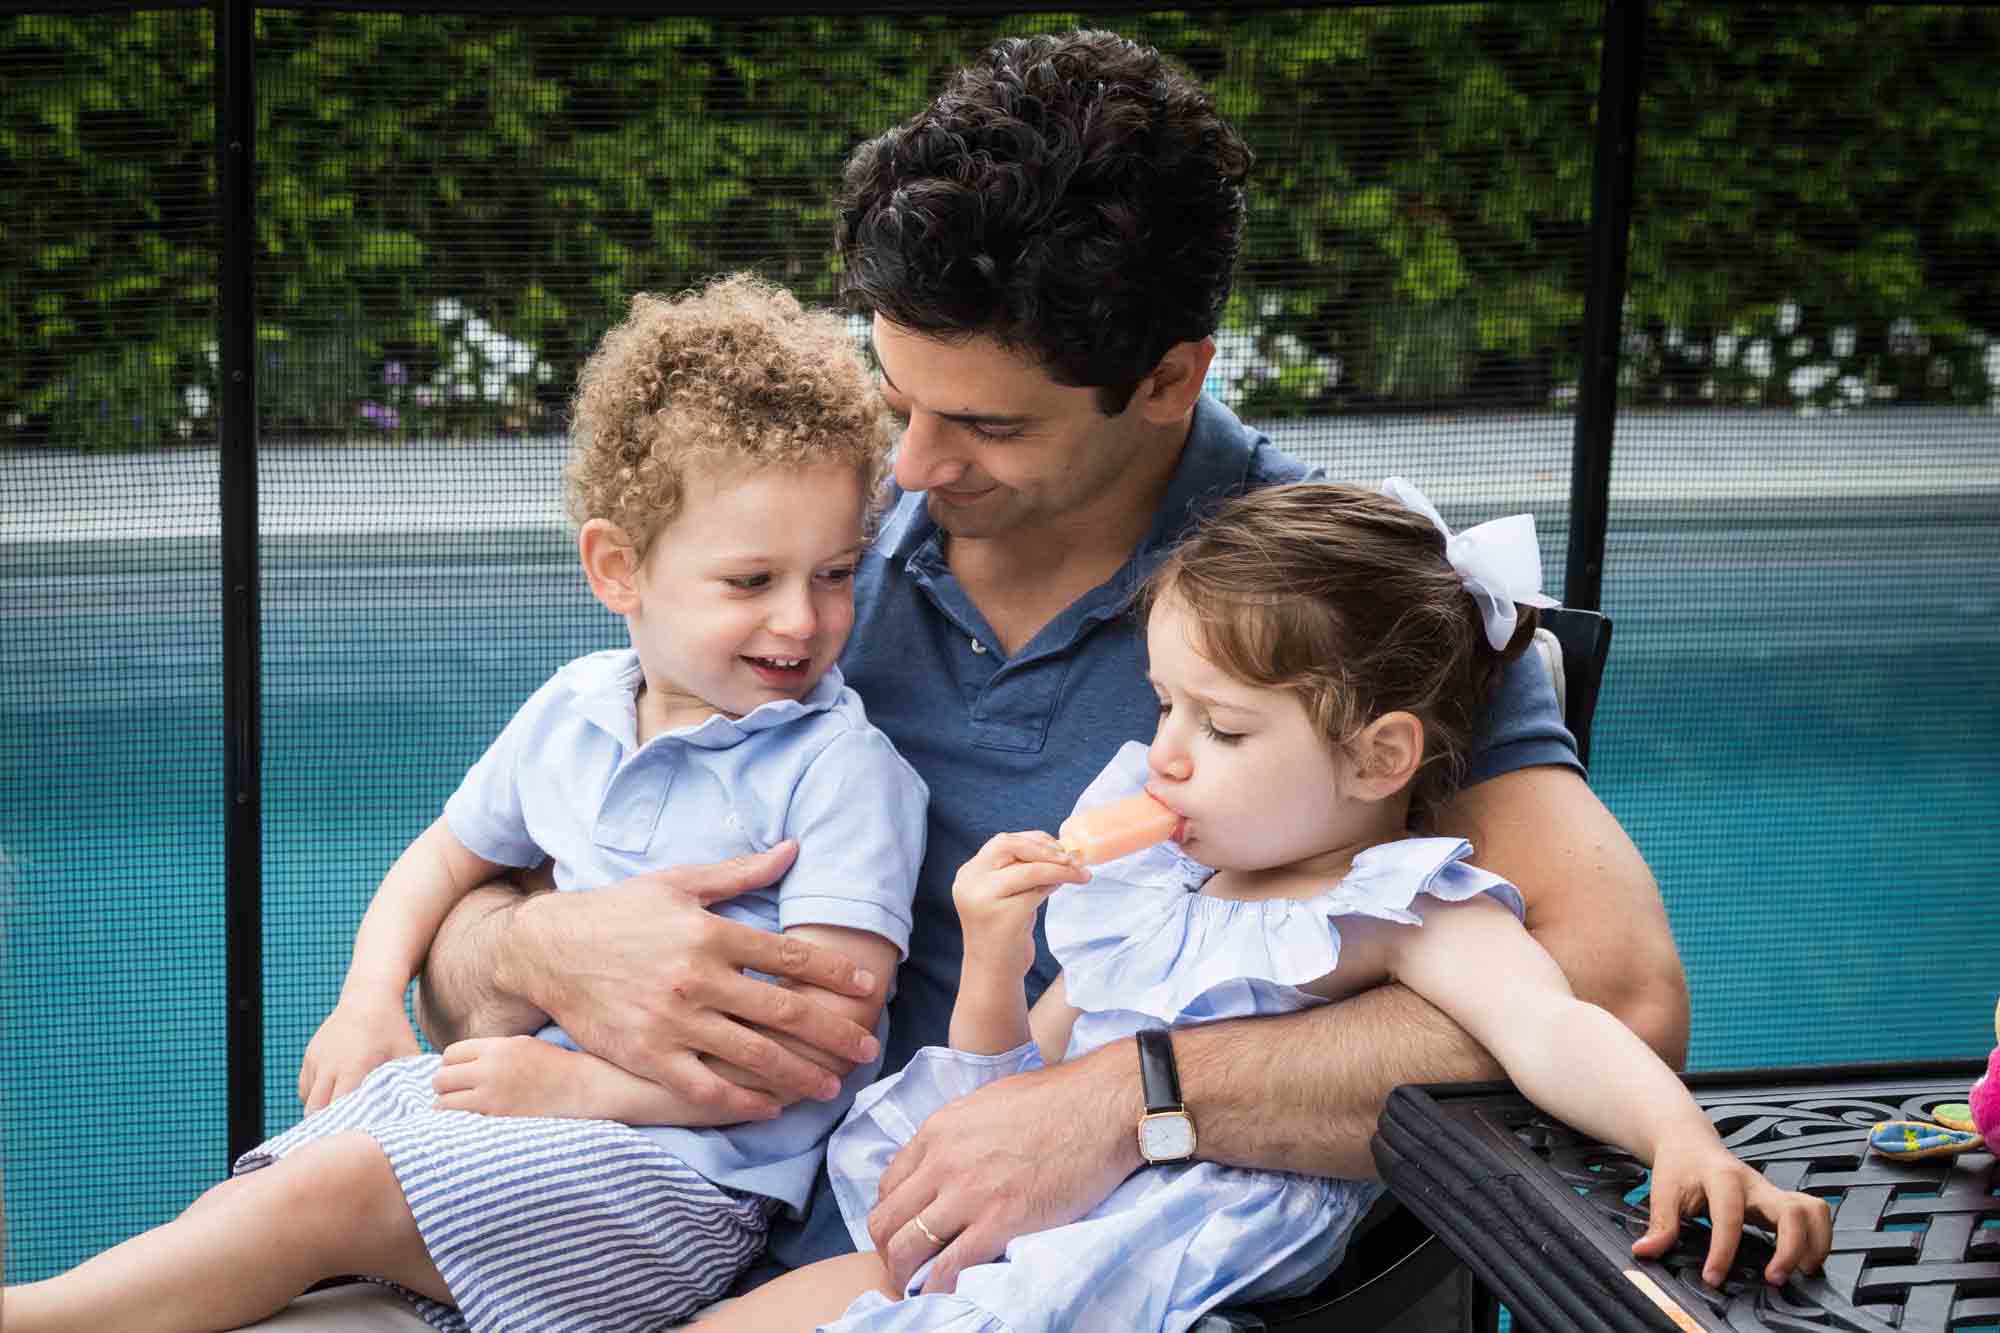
[5,418,1996,1280]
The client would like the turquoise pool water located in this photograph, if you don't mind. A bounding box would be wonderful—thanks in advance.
[4,525,1997,1281]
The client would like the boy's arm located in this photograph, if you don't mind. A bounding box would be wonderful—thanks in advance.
[865,765,1685,1293]
[299,817,506,1111]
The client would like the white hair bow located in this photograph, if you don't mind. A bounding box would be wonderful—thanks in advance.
[1380,476,1559,651]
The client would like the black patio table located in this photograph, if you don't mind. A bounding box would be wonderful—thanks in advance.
[1371,1060,1998,1333]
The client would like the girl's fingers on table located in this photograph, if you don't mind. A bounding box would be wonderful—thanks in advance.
[1699,1174,1746,1287]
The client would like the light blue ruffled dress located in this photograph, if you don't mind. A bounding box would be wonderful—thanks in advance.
[821,741,1526,1333]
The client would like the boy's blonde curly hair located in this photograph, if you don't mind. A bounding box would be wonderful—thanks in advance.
[565,273,893,553]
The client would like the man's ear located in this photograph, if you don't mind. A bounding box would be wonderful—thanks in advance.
[1132,337,1217,425]
[1350,710,1425,799]
[578,518,643,615]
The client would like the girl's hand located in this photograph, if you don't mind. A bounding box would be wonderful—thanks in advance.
[951,832,1090,976]
[1632,1132,1833,1287]
[299,995,422,1113]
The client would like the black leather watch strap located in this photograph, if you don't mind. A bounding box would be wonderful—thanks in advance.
[1135,1027,1183,1113]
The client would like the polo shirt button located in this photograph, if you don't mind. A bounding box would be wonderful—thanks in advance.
[970,638,987,654]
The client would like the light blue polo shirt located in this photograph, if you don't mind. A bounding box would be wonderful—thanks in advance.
[443,647,928,1212]
[753,393,1581,1278]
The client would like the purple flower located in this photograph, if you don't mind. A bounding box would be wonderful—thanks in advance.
[382,360,408,387]
[358,400,400,431]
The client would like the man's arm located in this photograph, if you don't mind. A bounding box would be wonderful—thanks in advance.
[413,843,890,1126]
[869,764,1684,1289]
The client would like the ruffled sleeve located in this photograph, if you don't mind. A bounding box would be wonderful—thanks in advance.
[1047,790,1525,1024]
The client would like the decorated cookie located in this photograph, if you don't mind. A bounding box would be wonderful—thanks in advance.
[1933,1103,1977,1132]
[1868,1120,1984,1160]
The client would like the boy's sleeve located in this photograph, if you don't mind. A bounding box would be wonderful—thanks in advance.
[1464,646,1585,786]
[776,728,928,961]
[441,674,565,868]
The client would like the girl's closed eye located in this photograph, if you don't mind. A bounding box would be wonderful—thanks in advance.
[819,564,857,586]
[1202,720,1245,745]
[723,572,770,591]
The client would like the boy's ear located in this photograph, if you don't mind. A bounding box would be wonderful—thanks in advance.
[1132,337,1217,424]
[1350,710,1425,799]
[578,519,643,615]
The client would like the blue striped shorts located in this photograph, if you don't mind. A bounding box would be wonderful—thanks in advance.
[237,1054,773,1333]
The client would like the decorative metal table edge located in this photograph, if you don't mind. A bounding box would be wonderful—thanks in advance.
[1372,1060,1997,1333]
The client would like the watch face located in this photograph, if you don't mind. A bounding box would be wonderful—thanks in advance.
[1139,1111,1197,1163]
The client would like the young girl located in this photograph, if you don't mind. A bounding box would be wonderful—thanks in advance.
[6,275,928,1333]
[708,479,1832,1332]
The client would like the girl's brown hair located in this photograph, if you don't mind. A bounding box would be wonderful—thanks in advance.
[1148,483,1540,828]
[565,273,893,554]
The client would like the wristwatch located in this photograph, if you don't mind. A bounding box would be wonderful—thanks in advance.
[1135,1027,1198,1164]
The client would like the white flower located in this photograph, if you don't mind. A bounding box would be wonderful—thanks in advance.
[1888,318,1924,357]
[1984,345,2000,388]
[1789,336,1813,359]
[1713,333,1739,366]
[1664,326,1685,350]
[536,360,554,383]
[413,385,440,408]
[1699,377,1716,401]
[202,339,219,370]
[1788,364,1836,399]
[1258,294,1283,319]
[182,385,211,418]
[452,380,476,401]
[1837,375,1866,407]
[1777,301,1801,335]
[1743,339,1773,379]
[481,369,508,402]
[433,298,466,325]
[1273,333,1310,363]
[1832,326,1857,359]
[1315,354,1342,389]
[174,417,194,439]
[4,411,23,428]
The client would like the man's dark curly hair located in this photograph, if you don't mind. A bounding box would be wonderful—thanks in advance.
[836,29,1253,414]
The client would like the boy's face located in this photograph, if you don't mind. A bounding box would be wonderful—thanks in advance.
[626,457,867,732]
[872,316,1167,545]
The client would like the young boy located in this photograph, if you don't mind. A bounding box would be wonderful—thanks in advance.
[5,273,928,1333]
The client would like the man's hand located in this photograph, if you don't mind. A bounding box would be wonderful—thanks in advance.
[298,996,421,1113]
[495,843,885,1124]
[867,1049,1141,1294]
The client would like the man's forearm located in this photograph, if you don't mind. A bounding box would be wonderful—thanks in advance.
[415,880,552,1048]
[1176,982,1500,1180]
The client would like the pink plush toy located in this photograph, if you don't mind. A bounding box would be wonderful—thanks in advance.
[1971,999,2000,1141]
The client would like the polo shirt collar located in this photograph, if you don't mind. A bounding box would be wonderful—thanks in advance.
[565,648,846,751]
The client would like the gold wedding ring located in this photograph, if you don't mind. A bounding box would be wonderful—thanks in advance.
[912,1213,946,1248]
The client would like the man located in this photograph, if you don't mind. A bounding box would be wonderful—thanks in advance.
[259,29,1681,1328]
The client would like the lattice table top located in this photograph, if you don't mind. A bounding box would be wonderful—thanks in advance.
[1374,1062,1997,1333]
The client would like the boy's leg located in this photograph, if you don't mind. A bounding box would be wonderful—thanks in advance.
[7,1131,448,1333]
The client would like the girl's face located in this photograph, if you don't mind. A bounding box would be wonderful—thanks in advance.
[1142,593,1380,880]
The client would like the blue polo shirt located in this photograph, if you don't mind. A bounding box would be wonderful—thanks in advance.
[754,394,1581,1275]
[443,648,929,1213]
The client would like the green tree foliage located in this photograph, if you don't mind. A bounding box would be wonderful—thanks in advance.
[3,4,1995,448]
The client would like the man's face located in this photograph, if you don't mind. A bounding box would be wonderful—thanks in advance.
[871,316,1159,545]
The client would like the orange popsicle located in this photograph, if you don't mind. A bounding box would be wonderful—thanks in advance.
[1058,791,1183,865]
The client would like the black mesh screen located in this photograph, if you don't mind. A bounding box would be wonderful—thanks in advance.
[4,0,1996,1293]
[1607,3,2000,1070]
